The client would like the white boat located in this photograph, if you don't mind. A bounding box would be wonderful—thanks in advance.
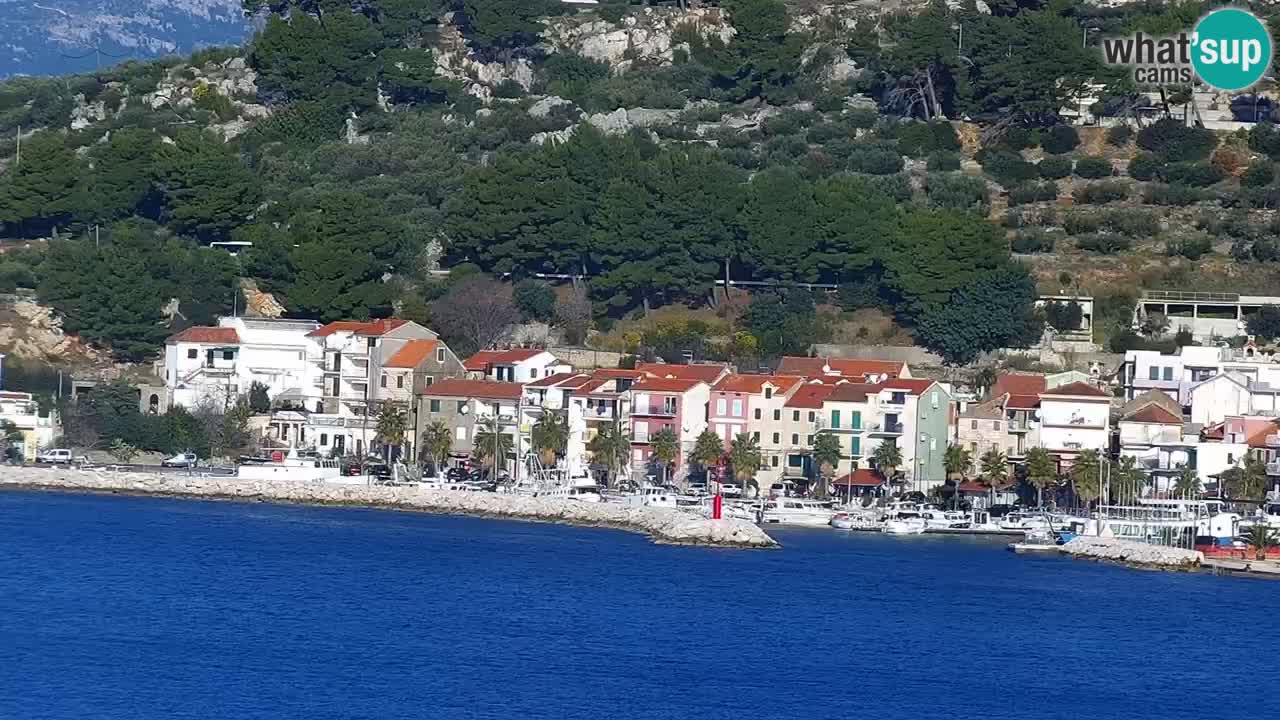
[1008,527,1063,554]
[883,514,927,535]
[831,510,880,531]
[998,512,1054,531]
[236,452,362,484]
[761,498,836,526]
[535,475,604,503]
[920,508,972,530]
[615,485,681,509]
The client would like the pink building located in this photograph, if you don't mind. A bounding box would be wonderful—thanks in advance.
[709,374,805,482]
[629,375,711,482]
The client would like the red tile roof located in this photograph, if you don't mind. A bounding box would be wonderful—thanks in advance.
[463,348,548,371]
[307,319,409,338]
[632,376,705,393]
[785,383,834,408]
[992,373,1047,398]
[875,378,936,395]
[635,362,728,383]
[712,374,804,394]
[832,469,883,487]
[1006,393,1042,410]
[777,356,906,378]
[166,326,240,344]
[419,379,523,400]
[827,382,878,403]
[1042,381,1110,398]
[1123,404,1183,425]
[1245,421,1280,449]
[956,481,991,493]
[383,339,439,368]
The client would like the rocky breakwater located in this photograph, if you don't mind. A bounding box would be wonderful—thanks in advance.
[0,467,777,549]
[1062,536,1202,571]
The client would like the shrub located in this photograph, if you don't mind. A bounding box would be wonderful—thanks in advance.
[999,126,1035,150]
[1039,156,1073,179]
[849,148,904,175]
[1144,183,1206,206]
[1128,152,1161,180]
[1248,121,1280,158]
[1011,229,1057,254]
[845,108,878,129]
[1166,235,1213,260]
[1107,125,1134,146]
[1243,160,1276,187]
[925,173,990,212]
[513,279,556,322]
[1063,212,1102,234]
[866,173,913,202]
[806,122,843,144]
[1074,156,1114,179]
[1076,234,1133,254]
[597,2,628,23]
[493,80,526,99]
[1073,180,1130,204]
[981,150,1038,186]
[1006,207,1057,229]
[1242,187,1280,209]
[1105,209,1160,237]
[1137,117,1217,161]
[1042,124,1081,154]
[895,120,960,157]
[1008,181,1058,206]
[927,151,961,171]
[1161,161,1225,187]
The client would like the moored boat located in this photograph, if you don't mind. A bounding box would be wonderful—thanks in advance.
[883,515,927,535]
[761,498,836,527]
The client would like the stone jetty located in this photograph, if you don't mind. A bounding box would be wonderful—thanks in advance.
[0,466,778,549]
[1061,536,1202,570]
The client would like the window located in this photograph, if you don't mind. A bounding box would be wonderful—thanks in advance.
[774,409,781,421]
[752,431,760,442]
[716,398,727,416]
[320,434,328,447]
[764,388,773,399]
[457,401,466,413]
[1162,367,1173,381]
[971,420,978,430]
[223,350,234,361]
[808,412,815,422]
[187,349,197,359]
[771,456,779,467]
[994,421,1001,431]
[851,437,861,455]
[429,399,440,412]
[891,392,907,404]
[831,410,841,429]
[793,410,800,422]
[380,375,387,388]
[754,409,761,420]
[788,455,803,468]
[1149,367,1159,380]
[397,375,404,389]
[807,435,814,445]
[436,348,445,363]
[732,399,743,416]
[791,433,799,445]
[455,427,466,440]
[772,433,780,444]
[280,425,288,440]
[664,396,677,414]
[852,411,861,430]
[424,376,434,386]
[931,390,939,409]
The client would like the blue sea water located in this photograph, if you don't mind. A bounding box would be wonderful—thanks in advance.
[1,491,1277,720]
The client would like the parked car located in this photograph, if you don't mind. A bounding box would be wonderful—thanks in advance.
[161,452,198,468]
[36,449,74,464]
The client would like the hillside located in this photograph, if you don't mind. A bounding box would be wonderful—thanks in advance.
[3,0,1280,374]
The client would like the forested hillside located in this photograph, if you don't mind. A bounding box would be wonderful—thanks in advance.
[3,0,1280,367]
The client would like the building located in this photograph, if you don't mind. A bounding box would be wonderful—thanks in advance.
[775,356,910,382]
[0,390,58,458]
[708,374,804,483]
[629,375,711,482]
[956,373,1045,467]
[1132,290,1280,343]
[817,382,879,481]
[635,361,730,385]
[1118,401,1195,494]
[415,379,525,470]
[1122,343,1280,404]
[464,349,571,383]
[1037,381,1113,467]
[780,383,833,482]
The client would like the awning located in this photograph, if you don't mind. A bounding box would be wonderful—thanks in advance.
[832,469,884,487]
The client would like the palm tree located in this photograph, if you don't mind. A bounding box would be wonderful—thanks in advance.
[688,430,724,486]
[1246,524,1278,561]
[588,420,630,489]
[729,432,763,498]
[1111,455,1146,503]
[1024,447,1058,507]
[1223,455,1267,500]
[812,432,842,499]
[972,366,998,399]
[421,420,453,473]
[0,419,22,461]
[979,447,1007,507]
[872,441,902,488]
[1070,449,1102,509]
[650,428,679,486]
[531,412,569,467]
[472,416,513,479]
[944,444,973,482]
[1173,464,1202,497]
[375,404,408,462]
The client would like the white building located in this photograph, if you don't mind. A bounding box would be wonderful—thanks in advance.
[464,349,571,383]
[1123,342,1280,404]
[0,390,59,458]
[1037,382,1112,466]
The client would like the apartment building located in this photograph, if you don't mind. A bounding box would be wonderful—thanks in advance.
[628,375,710,482]
[1037,381,1112,467]
[464,349,571,383]
[956,373,1045,464]
[0,390,58,458]
[708,374,804,483]
[415,379,525,469]
[162,317,322,411]
[1118,400,1194,494]
[780,383,833,481]
[776,356,910,382]
[1122,342,1280,403]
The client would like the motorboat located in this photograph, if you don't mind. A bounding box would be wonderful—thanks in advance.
[883,514,927,535]
[998,512,1054,531]
[831,510,880,531]
[236,451,363,484]
[919,508,972,530]
[614,485,681,509]
[760,498,837,527]
[535,475,604,503]
[1008,527,1064,554]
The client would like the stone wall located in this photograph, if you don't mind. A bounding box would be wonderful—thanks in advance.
[0,467,776,549]
[1061,536,1202,570]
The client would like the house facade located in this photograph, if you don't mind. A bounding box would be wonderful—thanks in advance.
[708,374,804,484]
[0,391,58,458]
[416,379,525,471]
[628,375,710,482]
[1037,381,1113,467]
[464,349,571,383]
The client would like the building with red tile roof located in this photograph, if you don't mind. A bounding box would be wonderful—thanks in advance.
[166,326,240,345]
[463,348,570,383]
[420,378,524,400]
[306,318,411,338]
[630,374,712,482]
[776,356,910,381]
[635,362,730,384]
[383,339,439,368]
[709,375,807,485]
[784,383,835,409]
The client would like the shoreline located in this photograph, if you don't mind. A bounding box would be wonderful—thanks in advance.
[0,467,778,549]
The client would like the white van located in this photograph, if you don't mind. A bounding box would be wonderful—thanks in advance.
[36,449,73,464]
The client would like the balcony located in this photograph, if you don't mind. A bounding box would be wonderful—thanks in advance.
[1007,420,1033,434]
[1268,461,1280,476]
[633,404,677,417]
[867,422,904,436]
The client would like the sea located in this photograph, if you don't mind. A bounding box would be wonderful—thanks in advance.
[1,490,1276,720]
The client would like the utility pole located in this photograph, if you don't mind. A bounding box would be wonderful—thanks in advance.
[15,126,19,166]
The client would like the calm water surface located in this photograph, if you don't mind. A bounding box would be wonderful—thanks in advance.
[1,491,1277,720]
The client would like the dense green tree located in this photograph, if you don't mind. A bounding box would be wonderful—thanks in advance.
[458,0,560,52]
[379,48,453,105]
[883,209,1007,319]
[0,131,83,236]
[1247,305,1280,340]
[741,166,816,280]
[808,174,897,282]
[249,10,385,109]
[1025,447,1058,507]
[153,130,261,242]
[964,10,1094,122]
[915,263,1042,364]
[85,128,162,221]
[744,289,823,358]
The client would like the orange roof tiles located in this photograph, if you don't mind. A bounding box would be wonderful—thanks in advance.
[307,319,409,338]
[463,348,548,371]
[1123,404,1183,425]
[419,379,523,400]
[832,469,883,487]
[1043,381,1110,398]
[631,376,705,393]
[635,362,727,383]
[776,356,906,378]
[992,373,1047,398]
[166,326,240,344]
[1006,394,1042,410]
[712,374,804,394]
[785,383,834,408]
[827,382,878,403]
[383,339,439,368]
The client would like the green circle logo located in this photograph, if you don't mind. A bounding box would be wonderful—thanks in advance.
[1192,9,1272,91]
